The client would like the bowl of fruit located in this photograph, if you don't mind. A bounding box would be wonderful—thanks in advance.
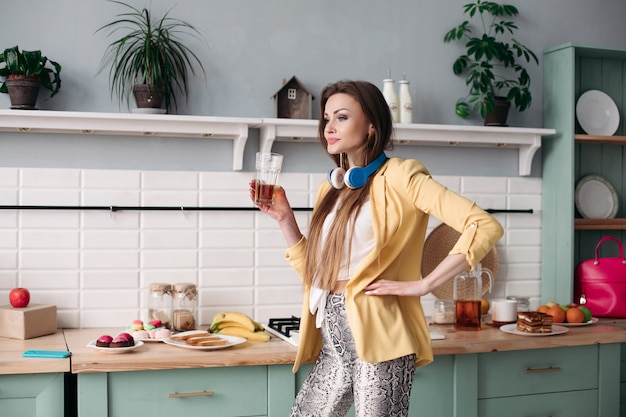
[536,302,596,326]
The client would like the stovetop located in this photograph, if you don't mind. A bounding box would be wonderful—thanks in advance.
[266,316,300,346]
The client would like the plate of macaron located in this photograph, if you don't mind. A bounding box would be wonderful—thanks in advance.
[124,319,171,342]
[88,332,144,353]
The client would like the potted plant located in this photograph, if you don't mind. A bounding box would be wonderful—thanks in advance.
[0,46,62,109]
[96,0,206,113]
[443,0,538,125]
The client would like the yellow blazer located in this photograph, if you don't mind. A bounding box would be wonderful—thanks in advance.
[285,157,503,372]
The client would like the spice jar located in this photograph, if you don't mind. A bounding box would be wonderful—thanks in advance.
[506,295,530,312]
[148,283,173,329]
[433,299,455,324]
[172,283,198,332]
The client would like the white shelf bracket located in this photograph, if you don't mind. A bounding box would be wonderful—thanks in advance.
[232,124,249,171]
[259,124,277,154]
[518,135,541,176]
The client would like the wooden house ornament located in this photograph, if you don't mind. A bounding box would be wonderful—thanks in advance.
[272,76,314,119]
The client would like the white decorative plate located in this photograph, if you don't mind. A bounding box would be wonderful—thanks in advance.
[576,90,620,136]
[575,174,619,219]
[559,317,599,327]
[86,340,144,353]
[500,324,569,336]
[162,335,246,350]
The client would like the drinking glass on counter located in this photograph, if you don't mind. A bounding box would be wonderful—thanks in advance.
[254,152,283,205]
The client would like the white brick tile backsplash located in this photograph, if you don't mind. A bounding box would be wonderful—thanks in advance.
[142,250,198,268]
[20,168,80,188]
[82,170,140,189]
[20,250,79,269]
[0,168,19,187]
[81,250,139,269]
[0,167,543,327]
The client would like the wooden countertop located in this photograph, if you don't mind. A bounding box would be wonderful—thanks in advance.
[0,330,70,375]
[428,322,626,355]
[6,322,626,375]
[63,328,298,374]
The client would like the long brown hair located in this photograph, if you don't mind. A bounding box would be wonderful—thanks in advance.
[303,80,394,290]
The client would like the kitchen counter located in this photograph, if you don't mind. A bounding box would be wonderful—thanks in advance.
[63,328,298,374]
[63,323,626,374]
[0,329,70,375]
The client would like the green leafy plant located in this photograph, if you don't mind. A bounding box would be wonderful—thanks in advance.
[443,0,538,119]
[96,0,206,112]
[0,46,62,97]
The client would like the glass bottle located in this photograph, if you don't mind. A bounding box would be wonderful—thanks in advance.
[382,78,399,123]
[172,282,198,332]
[398,79,413,123]
[433,299,455,324]
[148,283,173,329]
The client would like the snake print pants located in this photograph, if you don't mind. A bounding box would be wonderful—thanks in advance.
[290,293,416,417]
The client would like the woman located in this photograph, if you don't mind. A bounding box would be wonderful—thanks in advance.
[250,80,503,417]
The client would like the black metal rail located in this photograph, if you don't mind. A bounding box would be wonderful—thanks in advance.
[0,205,532,214]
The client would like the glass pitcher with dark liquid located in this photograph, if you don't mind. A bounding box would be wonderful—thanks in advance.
[453,264,493,330]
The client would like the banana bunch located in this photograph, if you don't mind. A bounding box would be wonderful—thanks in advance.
[210,311,270,342]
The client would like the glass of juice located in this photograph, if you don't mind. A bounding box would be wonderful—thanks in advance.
[255,152,283,205]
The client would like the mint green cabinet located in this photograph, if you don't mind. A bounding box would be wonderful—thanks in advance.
[542,43,626,304]
[74,344,621,417]
[77,365,295,417]
[0,373,65,417]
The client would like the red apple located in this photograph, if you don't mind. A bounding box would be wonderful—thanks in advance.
[9,288,30,308]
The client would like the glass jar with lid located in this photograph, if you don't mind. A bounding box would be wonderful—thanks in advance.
[148,283,173,329]
[432,299,455,324]
[172,282,198,332]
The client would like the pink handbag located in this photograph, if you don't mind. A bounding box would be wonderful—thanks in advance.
[574,236,626,318]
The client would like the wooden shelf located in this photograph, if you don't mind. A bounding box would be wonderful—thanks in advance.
[574,218,626,230]
[0,110,555,175]
[575,134,626,145]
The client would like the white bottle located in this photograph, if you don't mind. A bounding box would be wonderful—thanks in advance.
[398,79,413,124]
[382,79,399,123]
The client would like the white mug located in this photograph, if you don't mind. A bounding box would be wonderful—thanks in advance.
[491,299,518,325]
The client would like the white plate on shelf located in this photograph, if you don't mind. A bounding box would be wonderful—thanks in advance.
[559,317,599,327]
[86,340,144,354]
[500,324,569,337]
[162,335,246,350]
[576,90,620,136]
[575,174,619,219]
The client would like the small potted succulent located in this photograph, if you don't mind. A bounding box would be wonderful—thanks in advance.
[96,0,206,113]
[443,0,538,125]
[0,46,62,109]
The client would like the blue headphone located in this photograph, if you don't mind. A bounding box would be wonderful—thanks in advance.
[327,153,388,189]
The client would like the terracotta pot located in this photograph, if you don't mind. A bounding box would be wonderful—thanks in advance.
[484,96,511,126]
[133,84,166,110]
[5,75,41,110]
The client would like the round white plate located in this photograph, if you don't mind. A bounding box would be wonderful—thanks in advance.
[162,335,246,350]
[575,174,619,219]
[559,317,599,327]
[576,90,620,136]
[86,340,144,353]
[499,324,569,337]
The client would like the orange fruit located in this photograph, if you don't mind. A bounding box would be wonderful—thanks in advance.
[537,305,549,313]
[546,306,566,323]
[566,307,585,324]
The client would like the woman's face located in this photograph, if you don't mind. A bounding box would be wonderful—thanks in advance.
[323,93,374,161]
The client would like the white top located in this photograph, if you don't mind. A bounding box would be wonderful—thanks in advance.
[309,199,376,327]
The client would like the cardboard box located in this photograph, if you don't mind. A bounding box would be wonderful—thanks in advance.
[0,304,57,339]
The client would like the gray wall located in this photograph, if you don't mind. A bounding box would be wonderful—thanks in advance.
[1,0,625,175]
